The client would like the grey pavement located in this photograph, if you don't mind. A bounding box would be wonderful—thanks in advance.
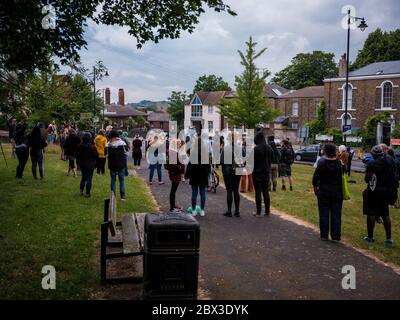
[136,166,400,300]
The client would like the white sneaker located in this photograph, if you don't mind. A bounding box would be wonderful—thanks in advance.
[200,210,205,217]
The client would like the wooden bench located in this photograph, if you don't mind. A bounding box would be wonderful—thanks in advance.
[100,192,146,284]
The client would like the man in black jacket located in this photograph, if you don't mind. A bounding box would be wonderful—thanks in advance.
[76,133,98,197]
[252,131,273,217]
[106,130,127,200]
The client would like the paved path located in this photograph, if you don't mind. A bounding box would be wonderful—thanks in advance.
[136,166,400,300]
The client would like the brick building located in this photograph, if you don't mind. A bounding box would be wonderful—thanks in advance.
[324,58,400,144]
[147,111,171,131]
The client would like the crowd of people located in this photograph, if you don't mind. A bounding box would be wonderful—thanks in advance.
[6,117,399,246]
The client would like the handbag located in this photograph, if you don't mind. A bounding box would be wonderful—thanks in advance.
[342,170,351,200]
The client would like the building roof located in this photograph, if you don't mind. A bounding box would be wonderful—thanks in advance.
[264,83,289,98]
[279,86,324,99]
[194,91,230,105]
[348,60,400,77]
[147,111,171,122]
[103,104,147,117]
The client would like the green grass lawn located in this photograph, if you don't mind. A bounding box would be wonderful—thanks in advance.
[0,143,156,299]
[267,164,400,267]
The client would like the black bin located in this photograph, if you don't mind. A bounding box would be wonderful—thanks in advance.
[143,212,200,300]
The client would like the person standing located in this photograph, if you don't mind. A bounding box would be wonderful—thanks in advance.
[166,139,185,212]
[28,123,47,179]
[147,135,164,185]
[280,139,295,191]
[363,145,398,247]
[119,131,130,177]
[185,137,210,217]
[14,120,29,178]
[94,129,107,174]
[76,133,98,198]
[221,137,242,217]
[312,143,343,241]
[106,130,127,200]
[7,117,17,158]
[338,145,349,175]
[132,134,143,168]
[240,137,254,193]
[267,136,281,192]
[252,131,273,217]
[59,127,68,160]
[347,146,354,177]
[64,128,81,177]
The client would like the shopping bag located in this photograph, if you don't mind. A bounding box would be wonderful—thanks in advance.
[342,172,350,200]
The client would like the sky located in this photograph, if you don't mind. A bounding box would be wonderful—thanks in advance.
[76,0,400,103]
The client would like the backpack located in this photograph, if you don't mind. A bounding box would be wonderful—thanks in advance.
[283,147,295,165]
[272,148,281,164]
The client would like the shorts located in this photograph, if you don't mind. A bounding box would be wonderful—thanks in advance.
[280,164,292,177]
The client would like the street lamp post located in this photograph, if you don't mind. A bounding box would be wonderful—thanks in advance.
[93,66,96,131]
[343,9,368,144]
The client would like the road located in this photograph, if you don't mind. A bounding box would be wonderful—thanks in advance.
[296,157,365,173]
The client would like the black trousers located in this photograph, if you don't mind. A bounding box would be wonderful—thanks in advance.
[253,175,270,214]
[223,172,241,213]
[170,182,180,210]
[16,147,29,178]
[97,157,106,174]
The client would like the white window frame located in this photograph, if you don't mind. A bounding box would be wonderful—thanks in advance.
[337,113,355,128]
[191,104,203,117]
[341,83,353,110]
[208,121,214,132]
[381,80,394,109]
[292,101,299,117]
[291,122,299,129]
[208,105,213,114]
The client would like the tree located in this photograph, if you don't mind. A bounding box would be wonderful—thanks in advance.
[0,0,235,74]
[306,100,328,141]
[272,51,338,90]
[167,91,188,129]
[193,74,231,92]
[351,28,400,70]
[219,36,279,128]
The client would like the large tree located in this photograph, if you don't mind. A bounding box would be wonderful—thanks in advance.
[193,74,231,92]
[167,91,188,129]
[0,0,235,74]
[219,36,278,128]
[272,51,338,90]
[351,28,400,70]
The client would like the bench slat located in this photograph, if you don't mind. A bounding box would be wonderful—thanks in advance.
[108,192,117,236]
[121,214,141,254]
[134,213,146,251]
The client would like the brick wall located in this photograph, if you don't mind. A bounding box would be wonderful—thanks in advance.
[276,97,322,129]
[324,77,400,130]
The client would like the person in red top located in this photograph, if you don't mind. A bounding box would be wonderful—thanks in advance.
[166,139,185,212]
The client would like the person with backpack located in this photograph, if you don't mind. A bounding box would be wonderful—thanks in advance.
[75,133,98,197]
[132,134,143,168]
[105,130,127,200]
[28,122,48,179]
[267,136,281,192]
[64,128,81,177]
[166,138,185,212]
[312,143,343,241]
[221,134,243,217]
[363,145,398,247]
[252,131,273,217]
[280,139,295,191]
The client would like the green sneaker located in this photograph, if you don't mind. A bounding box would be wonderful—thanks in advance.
[363,236,375,244]
[195,205,201,214]
[187,206,193,214]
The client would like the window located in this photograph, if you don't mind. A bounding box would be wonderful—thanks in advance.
[291,122,299,129]
[208,121,214,131]
[292,102,299,117]
[208,106,213,114]
[191,105,202,117]
[341,113,352,128]
[342,84,353,109]
[382,82,393,109]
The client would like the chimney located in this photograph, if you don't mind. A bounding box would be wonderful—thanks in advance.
[339,53,347,77]
[105,88,110,105]
[118,88,125,106]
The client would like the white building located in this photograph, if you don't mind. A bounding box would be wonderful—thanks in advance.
[184,91,230,134]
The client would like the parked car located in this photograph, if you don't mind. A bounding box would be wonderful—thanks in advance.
[295,145,320,162]
[363,149,400,164]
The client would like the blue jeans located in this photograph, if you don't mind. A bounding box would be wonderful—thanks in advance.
[317,191,343,240]
[110,170,125,198]
[80,169,94,195]
[49,133,55,144]
[192,185,206,210]
[149,163,162,182]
